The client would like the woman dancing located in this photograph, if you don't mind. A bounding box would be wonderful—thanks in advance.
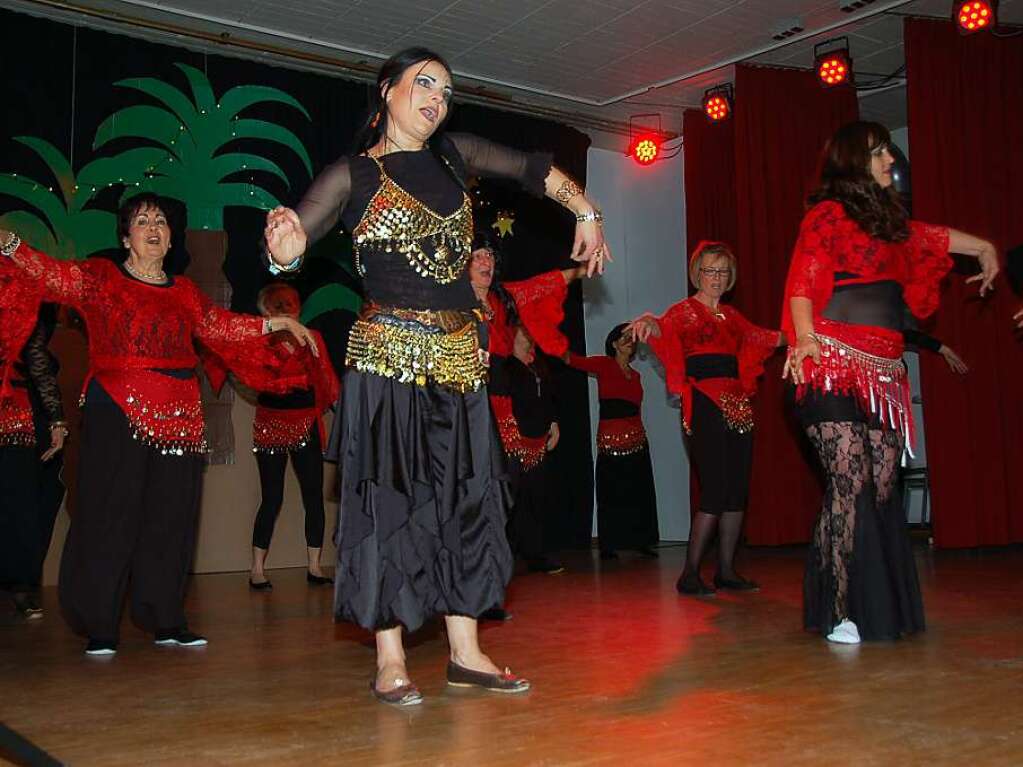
[782,121,997,644]
[564,324,659,560]
[243,283,339,590]
[263,48,608,705]
[630,242,783,596]
[0,194,315,655]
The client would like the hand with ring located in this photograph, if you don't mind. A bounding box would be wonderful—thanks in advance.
[782,334,821,385]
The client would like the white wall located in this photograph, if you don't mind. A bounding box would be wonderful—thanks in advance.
[584,146,691,541]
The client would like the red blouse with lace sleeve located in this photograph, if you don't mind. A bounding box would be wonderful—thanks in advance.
[3,241,296,454]
[502,271,569,357]
[782,200,952,341]
[647,298,778,432]
[566,354,643,406]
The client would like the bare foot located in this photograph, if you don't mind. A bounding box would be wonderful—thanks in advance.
[375,662,414,693]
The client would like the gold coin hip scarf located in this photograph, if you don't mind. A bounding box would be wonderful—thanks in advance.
[346,304,487,393]
[352,156,474,284]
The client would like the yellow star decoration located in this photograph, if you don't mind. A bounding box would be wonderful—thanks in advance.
[492,210,515,237]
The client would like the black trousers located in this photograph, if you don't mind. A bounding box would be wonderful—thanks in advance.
[0,445,40,591]
[509,457,551,562]
[58,404,203,641]
[252,427,325,550]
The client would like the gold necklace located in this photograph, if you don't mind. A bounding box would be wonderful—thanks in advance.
[124,258,167,282]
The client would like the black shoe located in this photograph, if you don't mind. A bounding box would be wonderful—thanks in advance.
[714,573,760,592]
[249,577,273,591]
[479,607,513,621]
[307,572,333,585]
[155,629,208,647]
[676,572,715,597]
[527,558,565,575]
[85,639,118,656]
[13,594,43,620]
[599,549,619,561]
[636,546,659,559]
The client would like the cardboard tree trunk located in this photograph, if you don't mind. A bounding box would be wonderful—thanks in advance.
[185,229,235,466]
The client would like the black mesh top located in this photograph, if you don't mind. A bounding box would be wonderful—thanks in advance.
[295,133,552,310]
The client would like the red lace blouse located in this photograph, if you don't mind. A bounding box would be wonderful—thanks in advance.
[567,354,647,455]
[4,242,296,454]
[782,200,951,342]
[486,270,569,358]
[648,298,779,432]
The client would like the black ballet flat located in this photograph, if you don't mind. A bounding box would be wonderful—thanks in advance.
[676,573,715,597]
[249,578,273,591]
[446,661,530,693]
[713,574,760,592]
[636,546,659,559]
[307,572,333,585]
[370,679,423,707]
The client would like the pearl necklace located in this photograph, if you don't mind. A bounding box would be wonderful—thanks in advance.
[124,258,167,283]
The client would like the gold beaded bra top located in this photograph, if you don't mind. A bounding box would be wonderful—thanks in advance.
[352,155,474,284]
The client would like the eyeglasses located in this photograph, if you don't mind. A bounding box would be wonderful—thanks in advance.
[700,267,731,278]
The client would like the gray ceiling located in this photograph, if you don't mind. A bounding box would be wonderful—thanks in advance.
[5,0,1022,142]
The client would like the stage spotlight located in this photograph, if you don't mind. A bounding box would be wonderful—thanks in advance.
[630,135,661,166]
[702,84,734,123]
[814,38,853,88]
[955,0,997,33]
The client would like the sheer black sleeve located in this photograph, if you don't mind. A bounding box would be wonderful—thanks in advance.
[23,318,63,423]
[902,328,942,354]
[447,133,552,198]
[296,156,353,247]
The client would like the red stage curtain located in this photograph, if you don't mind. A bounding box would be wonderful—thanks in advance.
[683,108,738,254]
[904,19,1023,548]
[731,65,859,545]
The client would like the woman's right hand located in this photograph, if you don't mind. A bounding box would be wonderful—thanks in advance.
[626,314,660,343]
[782,335,821,384]
[264,207,307,267]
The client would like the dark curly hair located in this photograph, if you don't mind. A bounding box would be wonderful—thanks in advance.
[809,121,909,243]
[604,323,629,357]
[117,192,176,243]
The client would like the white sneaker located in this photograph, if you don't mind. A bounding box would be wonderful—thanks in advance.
[826,619,861,644]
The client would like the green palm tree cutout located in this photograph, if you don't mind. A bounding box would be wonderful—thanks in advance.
[93,63,313,230]
[0,136,153,259]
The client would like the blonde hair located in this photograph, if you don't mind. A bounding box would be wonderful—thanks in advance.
[256,282,300,317]
[688,240,737,291]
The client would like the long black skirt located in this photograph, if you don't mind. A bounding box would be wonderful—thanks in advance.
[331,370,513,632]
[0,444,40,590]
[793,387,925,640]
[689,390,753,514]
[595,446,659,550]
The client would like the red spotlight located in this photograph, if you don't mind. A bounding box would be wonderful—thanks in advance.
[630,135,661,166]
[702,84,733,123]
[814,38,853,89]
[955,0,997,33]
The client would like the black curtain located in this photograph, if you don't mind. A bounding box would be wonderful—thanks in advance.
[0,7,594,547]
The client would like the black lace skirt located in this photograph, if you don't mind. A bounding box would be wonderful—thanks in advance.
[793,388,925,640]
[330,369,513,632]
[595,446,659,550]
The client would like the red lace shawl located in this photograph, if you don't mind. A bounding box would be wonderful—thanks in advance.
[4,242,299,453]
[489,393,547,471]
[782,200,951,342]
[486,270,569,358]
[647,298,778,430]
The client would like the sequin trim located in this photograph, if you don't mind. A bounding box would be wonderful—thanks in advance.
[122,388,207,456]
[718,392,755,434]
[252,407,316,454]
[0,388,35,448]
[596,417,648,456]
[353,156,474,284]
[346,305,487,392]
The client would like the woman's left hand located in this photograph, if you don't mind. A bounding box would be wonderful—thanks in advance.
[938,344,969,374]
[966,241,999,296]
[267,316,319,357]
[40,426,67,462]
[570,213,611,277]
[546,422,560,451]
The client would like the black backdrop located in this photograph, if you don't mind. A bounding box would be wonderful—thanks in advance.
[0,7,596,548]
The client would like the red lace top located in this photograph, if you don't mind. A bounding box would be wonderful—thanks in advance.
[782,200,951,342]
[486,270,569,358]
[567,354,647,455]
[4,242,297,454]
[648,298,779,432]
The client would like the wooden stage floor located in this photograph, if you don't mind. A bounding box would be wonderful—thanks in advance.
[2,544,1022,766]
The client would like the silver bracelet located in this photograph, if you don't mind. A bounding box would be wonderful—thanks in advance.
[267,250,303,275]
[1,233,21,256]
[575,210,603,224]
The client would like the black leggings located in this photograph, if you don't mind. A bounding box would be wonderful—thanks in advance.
[252,427,325,550]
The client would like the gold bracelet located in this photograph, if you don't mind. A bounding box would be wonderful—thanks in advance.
[554,179,583,204]
[1,233,20,256]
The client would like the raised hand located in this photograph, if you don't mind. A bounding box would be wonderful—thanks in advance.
[626,314,660,343]
[264,206,307,267]
[965,242,999,296]
[267,316,319,357]
[570,217,611,277]
[782,336,821,385]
